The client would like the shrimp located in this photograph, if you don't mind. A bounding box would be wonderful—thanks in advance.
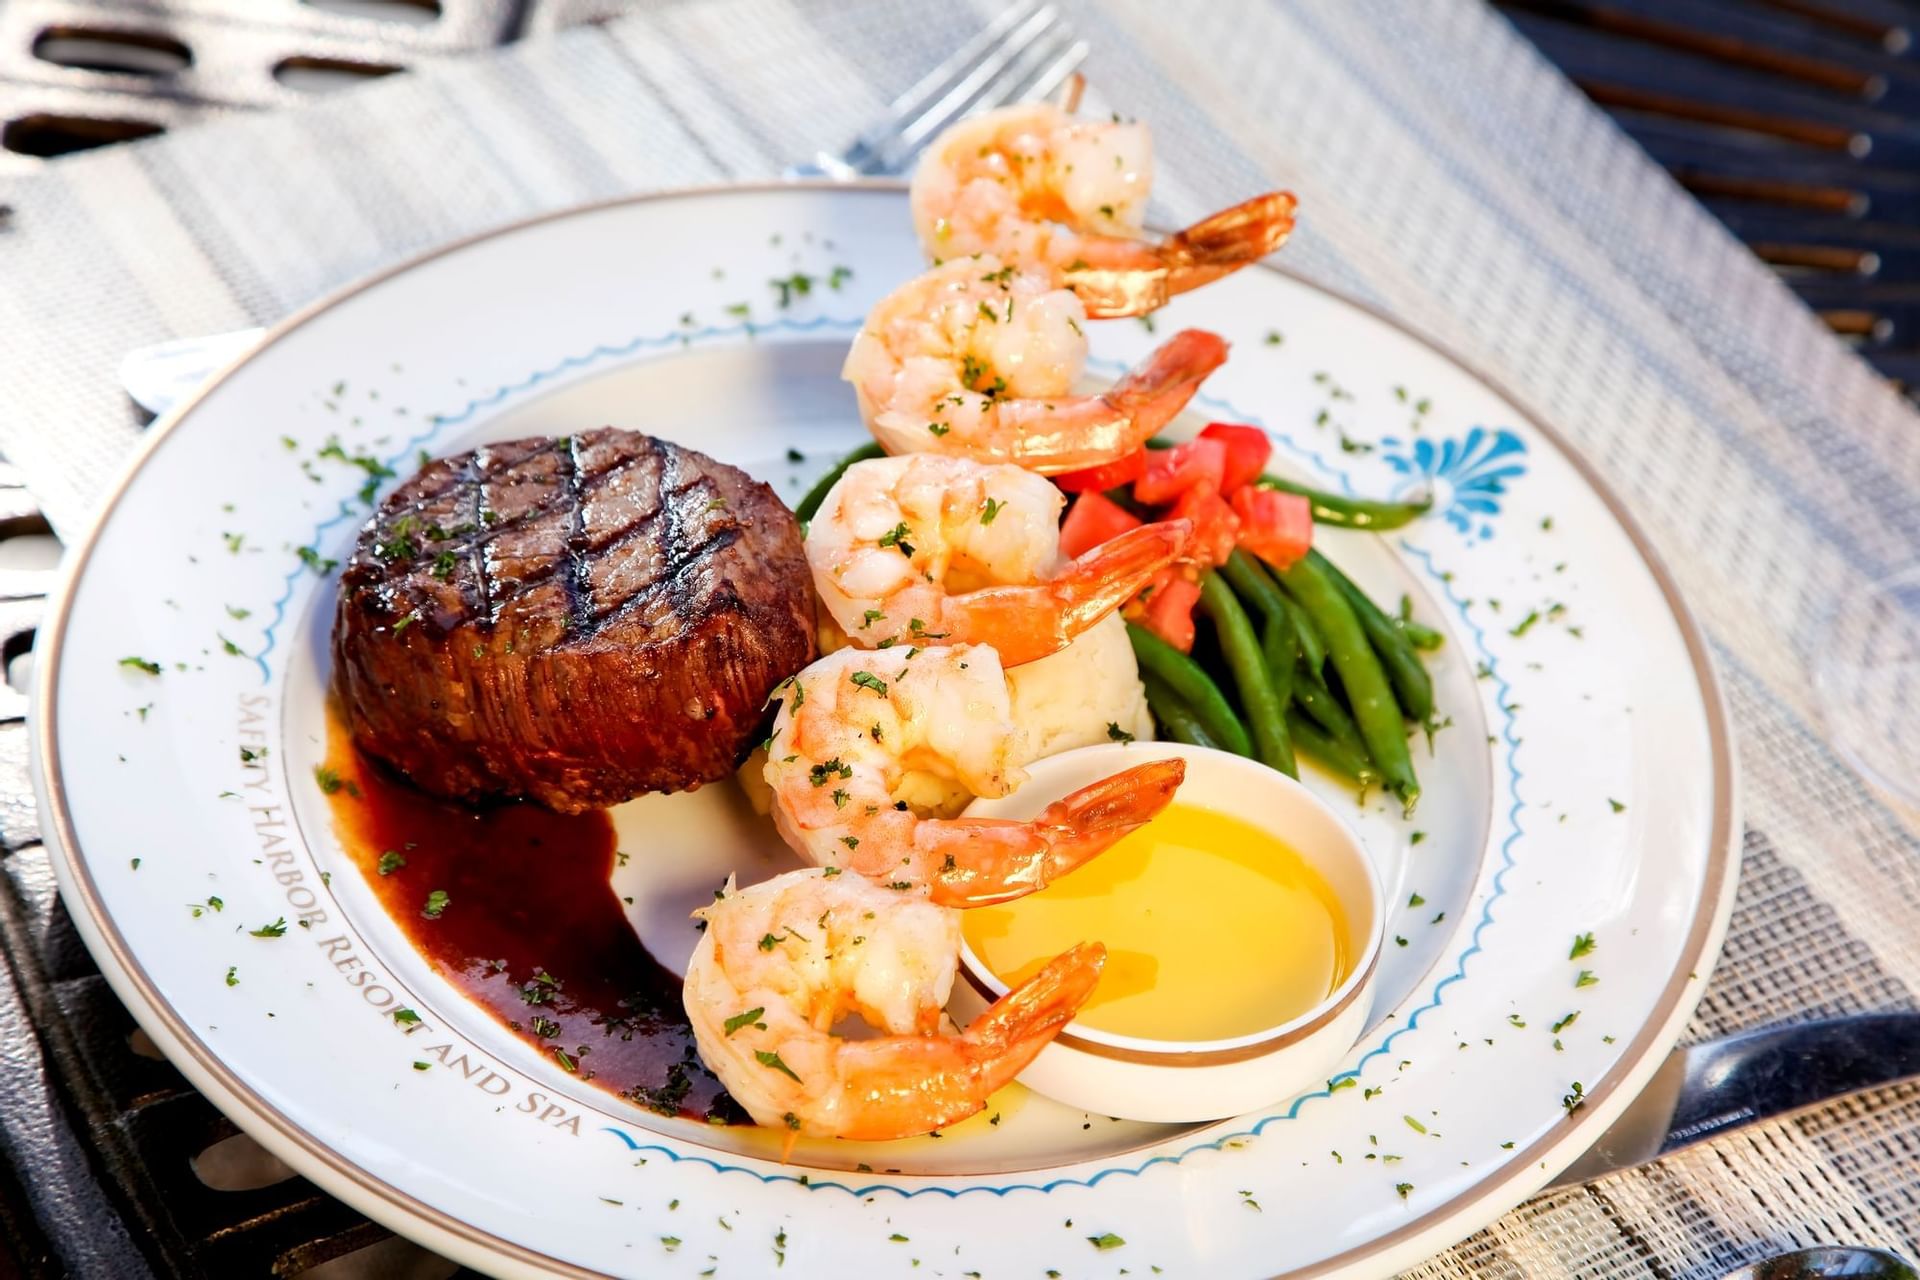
[685,868,1103,1140]
[807,453,1190,665]
[841,254,1228,473]
[763,644,1185,904]
[909,102,1296,317]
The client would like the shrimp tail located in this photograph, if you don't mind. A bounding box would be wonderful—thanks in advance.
[1048,519,1193,650]
[939,519,1192,667]
[990,329,1225,474]
[1106,328,1229,434]
[1160,191,1298,298]
[828,942,1104,1141]
[966,940,1105,1055]
[1068,192,1297,318]
[926,757,1187,907]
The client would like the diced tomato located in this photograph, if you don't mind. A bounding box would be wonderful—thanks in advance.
[1055,449,1148,494]
[1199,422,1274,493]
[1231,486,1313,569]
[1059,490,1143,560]
[1133,437,1227,506]
[1171,481,1241,568]
[1140,574,1202,653]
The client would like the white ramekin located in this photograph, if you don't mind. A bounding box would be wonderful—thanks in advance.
[953,740,1384,1124]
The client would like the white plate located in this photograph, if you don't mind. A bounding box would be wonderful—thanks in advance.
[33,183,1737,1279]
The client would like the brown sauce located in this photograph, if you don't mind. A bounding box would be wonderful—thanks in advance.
[322,715,740,1123]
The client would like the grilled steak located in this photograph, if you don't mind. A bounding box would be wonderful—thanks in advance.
[331,428,816,813]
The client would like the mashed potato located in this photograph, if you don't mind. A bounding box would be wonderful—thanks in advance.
[736,612,1155,818]
[1006,612,1155,764]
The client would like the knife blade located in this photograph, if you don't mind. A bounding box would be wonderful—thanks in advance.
[1548,1012,1920,1188]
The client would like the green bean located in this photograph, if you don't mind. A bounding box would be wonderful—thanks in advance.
[1141,672,1220,750]
[1288,710,1380,789]
[1273,555,1419,809]
[1292,666,1370,762]
[1227,550,1324,675]
[1222,550,1290,625]
[1309,550,1435,722]
[1260,615,1296,709]
[1256,474,1431,531]
[793,442,884,524]
[1279,590,1327,675]
[1398,618,1445,651]
[1198,573,1296,777]
[1126,622,1254,757]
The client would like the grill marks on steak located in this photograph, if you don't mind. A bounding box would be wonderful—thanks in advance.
[332,429,816,813]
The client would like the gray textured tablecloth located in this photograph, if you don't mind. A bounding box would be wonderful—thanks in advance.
[6,1,1920,1274]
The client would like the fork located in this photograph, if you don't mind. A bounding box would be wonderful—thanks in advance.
[118,0,1088,420]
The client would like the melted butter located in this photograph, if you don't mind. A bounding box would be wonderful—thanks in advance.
[961,803,1349,1042]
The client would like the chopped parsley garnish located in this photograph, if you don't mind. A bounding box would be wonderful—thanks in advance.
[312,765,358,797]
[553,1047,578,1072]
[422,889,450,919]
[1396,1182,1413,1200]
[828,265,853,290]
[1403,1114,1426,1134]
[885,880,913,891]
[224,966,238,987]
[1562,1081,1586,1116]
[832,788,849,809]
[249,917,288,938]
[840,835,859,851]
[1575,970,1598,988]
[119,656,161,676]
[413,1061,430,1071]
[1551,1011,1580,1034]
[430,550,457,580]
[889,1233,909,1243]
[1509,611,1540,638]
[1608,797,1626,813]
[980,496,1003,525]
[297,545,338,575]
[850,671,888,696]
[927,422,950,437]
[1569,932,1597,959]
[225,605,251,620]
[188,896,224,918]
[1328,1076,1356,1092]
[977,300,999,323]
[1106,722,1134,743]
[239,746,265,764]
[377,850,406,876]
[960,353,988,387]
[223,531,245,554]
[1088,1233,1125,1251]
[755,1049,801,1081]
[770,272,815,308]
[1408,892,1425,907]
[392,1007,421,1025]
[808,758,852,786]
[1265,330,1283,345]
[723,1007,766,1036]
[860,608,885,629]
[876,522,916,557]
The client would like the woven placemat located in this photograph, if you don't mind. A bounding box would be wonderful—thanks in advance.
[5,1,1920,1273]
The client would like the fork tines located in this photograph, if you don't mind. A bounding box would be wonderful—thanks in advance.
[836,0,1087,177]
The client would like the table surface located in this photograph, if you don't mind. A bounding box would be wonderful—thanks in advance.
[5,1,1920,1276]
